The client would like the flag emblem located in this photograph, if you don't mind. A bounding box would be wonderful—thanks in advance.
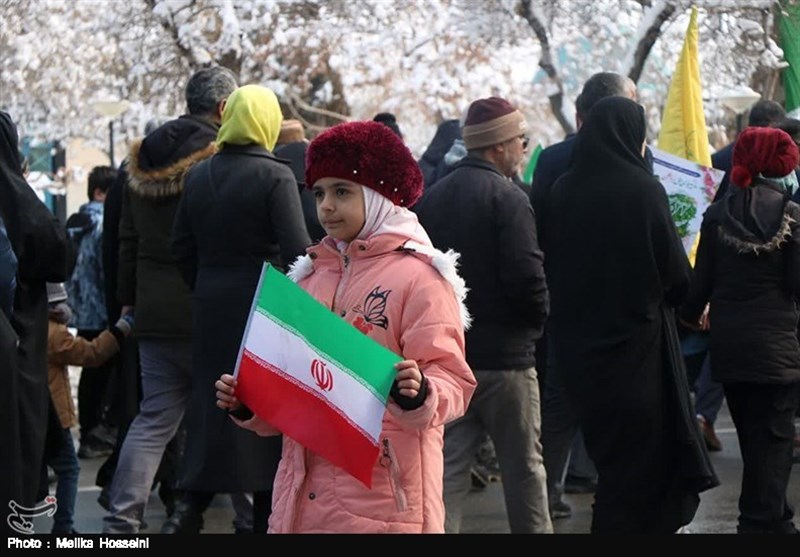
[311,359,333,392]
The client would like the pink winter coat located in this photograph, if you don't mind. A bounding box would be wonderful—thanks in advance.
[243,231,475,533]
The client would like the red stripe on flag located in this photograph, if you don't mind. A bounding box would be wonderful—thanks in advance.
[236,352,380,488]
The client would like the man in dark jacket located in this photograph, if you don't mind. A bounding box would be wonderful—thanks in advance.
[0,111,67,533]
[102,66,239,534]
[529,72,637,521]
[95,129,182,521]
[415,97,551,533]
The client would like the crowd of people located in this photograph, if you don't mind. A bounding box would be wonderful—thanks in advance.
[1,64,799,535]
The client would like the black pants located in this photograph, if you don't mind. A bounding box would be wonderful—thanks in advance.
[541,333,581,502]
[724,381,800,534]
[77,329,114,440]
[184,490,272,533]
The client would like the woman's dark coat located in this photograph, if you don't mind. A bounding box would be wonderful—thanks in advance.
[0,111,67,526]
[172,144,310,491]
[546,97,718,533]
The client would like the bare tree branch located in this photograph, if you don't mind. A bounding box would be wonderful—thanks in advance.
[623,1,677,83]
[285,89,351,124]
[518,0,574,135]
[145,0,211,69]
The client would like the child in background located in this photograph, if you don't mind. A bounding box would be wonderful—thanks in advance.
[216,121,476,533]
[45,282,132,534]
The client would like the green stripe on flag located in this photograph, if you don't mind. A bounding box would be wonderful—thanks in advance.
[522,142,543,185]
[256,264,399,398]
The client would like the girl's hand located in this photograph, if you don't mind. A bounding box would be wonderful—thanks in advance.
[215,373,240,411]
[395,360,422,398]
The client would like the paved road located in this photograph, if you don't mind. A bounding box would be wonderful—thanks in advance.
[33,401,799,535]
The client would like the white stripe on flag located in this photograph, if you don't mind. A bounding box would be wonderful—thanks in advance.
[244,311,386,442]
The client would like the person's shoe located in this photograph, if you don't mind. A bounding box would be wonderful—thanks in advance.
[159,501,203,534]
[88,424,119,447]
[158,484,176,518]
[78,441,114,459]
[697,415,723,452]
[563,475,598,494]
[484,463,501,483]
[97,486,111,511]
[470,465,489,490]
[549,499,572,520]
[475,439,501,482]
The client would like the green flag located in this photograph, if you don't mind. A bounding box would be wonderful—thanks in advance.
[781,2,800,112]
[522,142,543,185]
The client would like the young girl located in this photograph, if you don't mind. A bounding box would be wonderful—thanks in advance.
[45,282,132,533]
[216,121,476,533]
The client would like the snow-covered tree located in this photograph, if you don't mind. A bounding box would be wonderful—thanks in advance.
[0,0,790,159]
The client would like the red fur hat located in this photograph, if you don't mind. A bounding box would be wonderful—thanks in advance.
[305,121,423,207]
[731,127,799,187]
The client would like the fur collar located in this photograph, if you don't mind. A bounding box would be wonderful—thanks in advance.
[718,212,795,255]
[287,241,472,331]
[126,139,216,199]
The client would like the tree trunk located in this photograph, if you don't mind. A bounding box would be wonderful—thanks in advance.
[623,2,677,83]
[518,0,575,136]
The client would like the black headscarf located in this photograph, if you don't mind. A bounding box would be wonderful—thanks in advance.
[570,95,651,180]
[0,111,67,280]
[0,111,28,254]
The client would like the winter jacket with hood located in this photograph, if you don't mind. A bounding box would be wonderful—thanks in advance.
[66,200,106,330]
[235,209,476,533]
[118,114,217,337]
[681,178,800,385]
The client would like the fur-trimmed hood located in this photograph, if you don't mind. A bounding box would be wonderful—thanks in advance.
[719,211,795,255]
[718,179,796,255]
[126,115,218,199]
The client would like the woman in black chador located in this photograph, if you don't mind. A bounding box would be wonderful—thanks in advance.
[0,111,67,532]
[546,96,718,533]
[681,127,800,534]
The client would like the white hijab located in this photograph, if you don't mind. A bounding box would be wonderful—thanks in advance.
[334,186,432,251]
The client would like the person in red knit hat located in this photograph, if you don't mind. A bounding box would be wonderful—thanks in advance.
[216,120,476,532]
[681,126,800,534]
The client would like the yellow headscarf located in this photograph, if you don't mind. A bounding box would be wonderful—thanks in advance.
[216,84,283,151]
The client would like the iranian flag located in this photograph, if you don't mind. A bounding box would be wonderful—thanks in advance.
[234,264,399,487]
